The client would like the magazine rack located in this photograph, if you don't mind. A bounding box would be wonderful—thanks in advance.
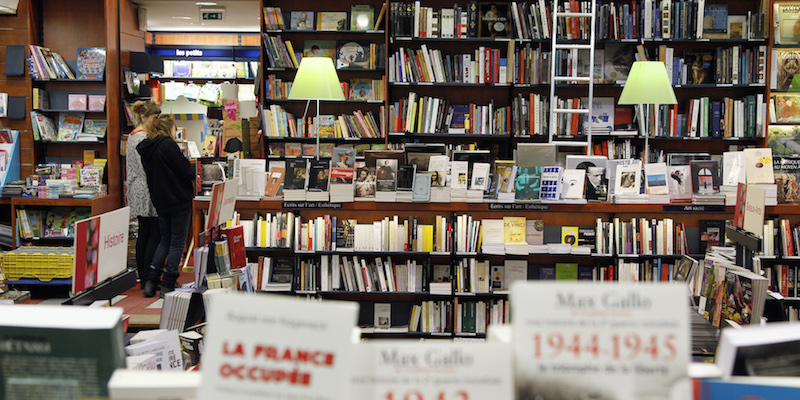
[725,222,761,271]
[62,268,137,305]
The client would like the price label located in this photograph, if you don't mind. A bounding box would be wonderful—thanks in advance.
[351,341,513,400]
[511,282,690,400]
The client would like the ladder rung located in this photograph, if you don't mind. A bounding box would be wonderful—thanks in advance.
[550,141,591,147]
[554,43,594,50]
[556,12,594,17]
[553,76,592,82]
[554,108,590,114]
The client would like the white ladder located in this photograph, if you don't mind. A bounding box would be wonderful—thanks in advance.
[548,0,597,154]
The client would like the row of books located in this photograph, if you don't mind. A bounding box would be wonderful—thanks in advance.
[768,264,800,298]
[659,45,767,86]
[455,299,509,335]
[161,60,259,80]
[15,207,89,239]
[28,46,105,81]
[261,104,385,138]
[264,5,384,31]
[642,94,766,139]
[266,75,385,102]
[389,45,509,84]
[30,111,108,142]
[296,254,427,293]
[390,93,511,135]
[266,142,387,159]
[697,254,768,327]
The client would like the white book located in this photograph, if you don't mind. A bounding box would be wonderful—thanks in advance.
[470,162,490,191]
[450,161,469,190]
[614,163,641,195]
[644,162,669,195]
[561,169,586,199]
[722,151,746,186]
[744,148,775,184]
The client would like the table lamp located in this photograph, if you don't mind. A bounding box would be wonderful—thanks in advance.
[617,61,677,164]
[287,57,345,159]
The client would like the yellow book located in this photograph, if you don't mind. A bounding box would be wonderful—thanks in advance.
[416,98,425,133]
[502,216,526,244]
[285,41,299,68]
[561,226,579,247]
[422,224,434,252]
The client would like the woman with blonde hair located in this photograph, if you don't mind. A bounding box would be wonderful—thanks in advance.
[127,100,161,289]
[137,115,196,297]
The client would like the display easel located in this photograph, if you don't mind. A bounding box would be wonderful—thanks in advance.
[62,269,137,305]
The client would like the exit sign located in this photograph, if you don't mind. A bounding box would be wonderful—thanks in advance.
[201,11,223,20]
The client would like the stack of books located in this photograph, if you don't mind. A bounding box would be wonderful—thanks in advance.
[749,184,777,206]
[721,185,738,205]
[693,194,726,205]
[614,193,649,204]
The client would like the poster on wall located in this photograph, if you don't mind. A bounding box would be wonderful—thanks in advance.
[72,206,131,294]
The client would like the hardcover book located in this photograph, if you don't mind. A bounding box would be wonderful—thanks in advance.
[336,40,371,69]
[774,156,800,203]
[538,166,562,201]
[284,158,308,190]
[774,3,800,45]
[396,164,416,191]
[744,148,775,184]
[349,78,374,100]
[503,216,526,244]
[355,166,376,198]
[702,4,728,38]
[308,159,331,192]
[84,119,107,136]
[412,172,432,201]
[768,125,800,156]
[561,169,586,199]
[68,94,87,110]
[76,47,106,80]
[303,40,337,58]
[264,167,285,197]
[691,160,721,194]
[614,163,641,195]
[376,158,398,191]
[644,162,669,195]
[603,43,636,82]
[667,165,693,201]
[477,2,510,37]
[317,11,348,31]
[773,93,800,123]
[290,11,314,30]
[525,219,544,245]
[700,220,725,252]
[773,49,800,90]
[684,50,715,84]
[561,226,579,246]
[350,5,375,31]
[514,166,542,201]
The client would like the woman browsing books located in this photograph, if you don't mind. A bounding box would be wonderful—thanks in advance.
[137,115,196,297]
[126,101,161,289]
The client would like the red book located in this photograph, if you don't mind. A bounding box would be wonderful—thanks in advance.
[484,47,491,83]
[493,48,500,83]
[571,97,580,135]
[223,224,247,269]
[569,0,580,39]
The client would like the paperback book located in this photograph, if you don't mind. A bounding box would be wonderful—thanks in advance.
[774,156,800,203]
[514,166,542,201]
[667,165,693,201]
[691,160,721,195]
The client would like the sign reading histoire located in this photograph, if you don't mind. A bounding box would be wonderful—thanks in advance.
[511,282,690,400]
[72,206,130,294]
[350,341,513,400]
[198,292,359,400]
[206,179,239,229]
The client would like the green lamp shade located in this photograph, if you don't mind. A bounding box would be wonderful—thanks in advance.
[287,57,345,101]
[617,61,677,105]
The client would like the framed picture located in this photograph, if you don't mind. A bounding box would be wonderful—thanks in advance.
[478,2,510,38]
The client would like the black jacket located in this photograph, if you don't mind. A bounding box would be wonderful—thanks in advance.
[137,135,195,213]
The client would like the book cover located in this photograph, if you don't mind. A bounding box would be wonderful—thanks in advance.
[525,219,544,245]
[743,184,766,236]
[700,220,725,252]
[0,93,7,118]
[332,146,356,169]
[303,40,337,58]
[0,306,126,399]
[684,50,715,84]
[702,4,728,38]
[773,93,800,123]
[264,167,285,197]
[774,156,800,203]
[775,4,800,45]
[450,160,469,190]
[269,257,294,283]
[768,125,800,156]
[308,159,331,192]
[84,119,108,136]
[478,2,510,38]
[561,169,586,199]
[349,78,374,101]
[317,11,348,30]
[290,11,314,30]
[350,4,375,31]
[396,164,416,191]
[285,142,302,157]
[355,166,376,198]
[427,155,448,187]
[667,165,693,201]
[578,227,596,250]
[336,40,371,69]
[88,94,106,111]
[583,97,615,132]
[514,166,542,201]
[335,219,357,249]
[376,158,398,191]
[76,47,106,80]
[774,50,800,90]
[68,94,87,110]
[555,263,578,280]
[319,142,334,158]
[744,148,775,184]
[614,163,641,195]
[223,224,246,269]
[539,266,556,280]
[449,104,470,133]
[57,112,84,140]
[727,15,747,39]
[538,166,561,201]
[691,160,721,194]
[503,216,526,244]
[494,160,516,193]
[470,162,490,191]
[644,162,669,195]
[412,172,432,201]
[561,226,579,246]
[284,158,308,190]
[603,43,636,82]
[374,303,391,329]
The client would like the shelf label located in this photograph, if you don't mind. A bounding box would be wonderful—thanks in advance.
[511,282,690,400]
[489,203,550,211]
[283,201,344,209]
[351,341,513,400]
[662,205,726,212]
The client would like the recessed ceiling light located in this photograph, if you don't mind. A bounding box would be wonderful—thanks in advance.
[171,16,192,20]
[195,2,217,5]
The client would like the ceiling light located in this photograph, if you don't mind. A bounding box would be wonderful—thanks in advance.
[195,2,217,5]
[171,16,192,20]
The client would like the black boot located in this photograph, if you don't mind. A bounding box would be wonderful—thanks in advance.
[142,266,162,298]
[159,273,180,298]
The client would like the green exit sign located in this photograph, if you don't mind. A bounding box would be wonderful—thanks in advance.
[201,11,223,20]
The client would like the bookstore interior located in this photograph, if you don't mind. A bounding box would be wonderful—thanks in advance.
[6,0,800,398]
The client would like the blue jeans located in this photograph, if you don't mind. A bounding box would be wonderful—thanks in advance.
[149,208,191,281]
